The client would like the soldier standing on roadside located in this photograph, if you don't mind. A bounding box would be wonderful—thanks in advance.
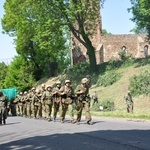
[124,90,133,113]
[52,81,62,122]
[75,78,93,125]
[91,91,98,106]
[0,90,9,125]
[41,85,53,122]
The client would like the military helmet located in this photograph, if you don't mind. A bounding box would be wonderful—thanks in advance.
[24,91,28,94]
[20,92,23,95]
[81,78,88,84]
[56,81,61,85]
[65,80,71,84]
[46,85,52,89]
[32,87,36,90]
[41,84,45,87]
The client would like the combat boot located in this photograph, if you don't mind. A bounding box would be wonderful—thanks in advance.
[87,120,93,125]
[3,119,6,125]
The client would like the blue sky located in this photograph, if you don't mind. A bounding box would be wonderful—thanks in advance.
[0,0,135,61]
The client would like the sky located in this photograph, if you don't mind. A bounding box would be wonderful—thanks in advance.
[0,0,135,62]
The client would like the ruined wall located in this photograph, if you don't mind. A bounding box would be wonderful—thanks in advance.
[99,34,150,62]
[71,1,150,65]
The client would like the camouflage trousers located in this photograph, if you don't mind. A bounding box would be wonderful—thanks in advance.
[127,103,133,113]
[45,103,53,120]
[0,107,7,124]
[53,102,60,120]
[26,103,32,118]
[33,105,42,119]
[76,101,92,122]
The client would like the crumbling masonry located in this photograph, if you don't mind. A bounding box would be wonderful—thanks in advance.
[71,2,150,65]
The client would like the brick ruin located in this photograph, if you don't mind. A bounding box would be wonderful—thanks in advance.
[71,2,150,65]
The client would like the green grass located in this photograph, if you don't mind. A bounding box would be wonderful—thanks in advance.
[89,63,150,120]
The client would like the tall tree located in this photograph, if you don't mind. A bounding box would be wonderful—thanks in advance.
[48,0,101,72]
[2,0,69,79]
[129,0,150,41]
[4,56,35,92]
[0,62,8,89]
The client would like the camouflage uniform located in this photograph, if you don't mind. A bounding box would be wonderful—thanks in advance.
[32,89,42,119]
[75,78,92,125]
[52,81,62,121]
[41,85,53,121]
[18,92,24,116]
[41,84,46,118]
[91,91,98,107]
[124,91,133,113]
[22,91,28,117]
[59,80,74,123]
[0,90,8,125]
[26,90,32,118]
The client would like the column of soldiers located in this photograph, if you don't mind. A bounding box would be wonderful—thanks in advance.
[13,78,93,125]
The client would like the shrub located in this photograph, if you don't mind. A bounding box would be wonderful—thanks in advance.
[96,71,122,87]
[99,99,115,111]
[64,62,90,87]
[129,69,150,96]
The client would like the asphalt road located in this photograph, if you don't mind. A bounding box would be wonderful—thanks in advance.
[0,115,150,150]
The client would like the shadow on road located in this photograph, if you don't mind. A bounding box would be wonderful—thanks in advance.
[1,129,150,150]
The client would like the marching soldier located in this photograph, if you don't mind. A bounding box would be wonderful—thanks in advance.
[59,80,75,123]
[75,78,93,125]
[0,90,9,125]
[41,85,53,121]
[13,95,20,116]
[18,92,24,117]
[32,89,42,119]
[52,81,62,122]
[41,84,46,118]
[22,91,27,117]
[26,90,32,118]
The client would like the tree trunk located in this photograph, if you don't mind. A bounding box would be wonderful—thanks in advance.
[82,35,97,72]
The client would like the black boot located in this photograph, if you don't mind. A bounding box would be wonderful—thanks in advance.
[3,119,6,125]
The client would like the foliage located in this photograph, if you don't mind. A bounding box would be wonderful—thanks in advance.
[102,29,111,35]
[97,71,122,87]
[91,99,115,111]
[129,69,150,96]
[129,0,150,41]
[0,62,8,89]
[64,62,90,87]
[135,57,150,67]
[99,99,115,111]
[4,56,36,92]
[2,0,70,79]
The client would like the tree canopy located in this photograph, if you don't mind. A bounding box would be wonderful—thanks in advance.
[129,0,150,41]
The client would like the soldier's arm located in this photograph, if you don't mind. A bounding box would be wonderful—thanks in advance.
[75,85,82,95]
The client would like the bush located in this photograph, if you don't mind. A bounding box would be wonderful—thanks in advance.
[96,71,122,87]
[129,69,150,96]
[99,99,115,111]
[64,62,90,87]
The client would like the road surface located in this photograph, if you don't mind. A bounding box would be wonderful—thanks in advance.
[0,116,150,150]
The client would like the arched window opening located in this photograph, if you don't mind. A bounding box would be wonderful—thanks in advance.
[144,45,148,58]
